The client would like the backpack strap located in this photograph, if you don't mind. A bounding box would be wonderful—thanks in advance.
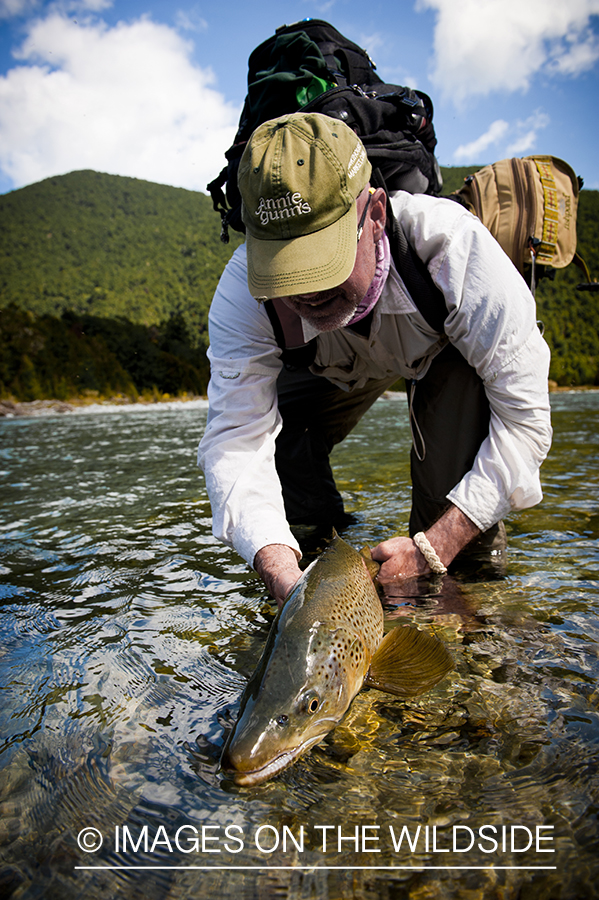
[263,299,318,370]
[371,169,447,333]
[207,166,232,243]
[386,207,448,333]
[573,250,598,290]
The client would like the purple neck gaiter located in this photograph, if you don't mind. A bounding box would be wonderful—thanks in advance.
[348,231,391,325]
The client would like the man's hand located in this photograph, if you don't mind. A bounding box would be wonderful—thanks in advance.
[254,544,303,608]
[371,536,429,581]
[371,504,480,584]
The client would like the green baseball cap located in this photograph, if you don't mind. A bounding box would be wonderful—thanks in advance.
[239,112,372,299]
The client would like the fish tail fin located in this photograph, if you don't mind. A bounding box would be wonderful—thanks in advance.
[365,625,453,697]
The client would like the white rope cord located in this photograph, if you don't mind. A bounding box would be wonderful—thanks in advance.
[413,531,447,575]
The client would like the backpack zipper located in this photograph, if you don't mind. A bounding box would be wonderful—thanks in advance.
[301,83,427,131]
[510,158,528,273]
[467,174,482,219]
[301,83,367,111]
[524,161,538,290]
[526,162,538,243]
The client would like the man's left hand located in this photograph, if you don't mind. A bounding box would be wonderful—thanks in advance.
[371,535,429,582]
[371,504,481,584]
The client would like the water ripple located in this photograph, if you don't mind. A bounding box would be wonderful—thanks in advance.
[0,397,598,898]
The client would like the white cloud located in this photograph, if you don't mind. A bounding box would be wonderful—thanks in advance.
[174,7,208,34]
[453,109,550,163]
[377,67,421,88]
[506,109,550,155]
[360,31,385,61]
[0,12,240,191]
[0,0,39,17]
[0,0,110,17]
[504,130,536,156]
[53,0,113,13]
[306,0,338,15]
[453,120,508,162]
[418,0,599,101]
[549,26,599,74]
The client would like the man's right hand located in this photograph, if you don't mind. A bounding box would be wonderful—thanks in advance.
[253,544,303,608]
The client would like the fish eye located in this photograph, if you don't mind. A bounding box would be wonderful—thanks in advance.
[307,696,320,714]
[276,714,289,726]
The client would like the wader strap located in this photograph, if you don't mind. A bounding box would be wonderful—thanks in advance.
[408,378,426,461]
[371,169,448,334]
[263,299,318,370]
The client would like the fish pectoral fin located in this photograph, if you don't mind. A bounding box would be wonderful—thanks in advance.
[359,545,380,580]
[365,625,453,698]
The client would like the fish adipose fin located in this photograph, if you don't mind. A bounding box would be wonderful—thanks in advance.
[365,625,453,698]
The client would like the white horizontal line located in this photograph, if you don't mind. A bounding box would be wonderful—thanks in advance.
[75,865,557,871]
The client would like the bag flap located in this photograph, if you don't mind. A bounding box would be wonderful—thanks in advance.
[525,155,580,270]
[453,155,580,274]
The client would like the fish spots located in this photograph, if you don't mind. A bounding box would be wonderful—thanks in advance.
[328,598,383,652]
[309,630,369,693]
[322,578,383,656]
[224,536,387,784]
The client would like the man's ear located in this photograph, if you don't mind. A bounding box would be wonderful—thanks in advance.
[370,188,387,242]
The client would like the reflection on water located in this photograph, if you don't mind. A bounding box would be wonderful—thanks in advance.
[1,393,598,899]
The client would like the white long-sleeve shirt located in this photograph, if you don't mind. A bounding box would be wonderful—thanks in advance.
[198,192,552,566]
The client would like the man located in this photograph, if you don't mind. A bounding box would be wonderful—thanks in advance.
[198,112,552,605]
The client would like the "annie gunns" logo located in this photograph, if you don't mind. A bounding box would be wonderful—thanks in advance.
[255,192,312,226]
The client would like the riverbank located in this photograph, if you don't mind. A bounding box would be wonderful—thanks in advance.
[2,382,597,419]
[0,393,207,418]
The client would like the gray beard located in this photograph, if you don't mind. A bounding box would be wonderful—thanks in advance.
[296,302,358,332]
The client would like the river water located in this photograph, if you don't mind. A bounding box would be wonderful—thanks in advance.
[0,392,598,900]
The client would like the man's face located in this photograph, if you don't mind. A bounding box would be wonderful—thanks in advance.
[274,188,386,332]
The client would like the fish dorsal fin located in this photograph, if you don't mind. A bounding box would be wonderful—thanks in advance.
[365,625,453,698]
[359,545,380,580]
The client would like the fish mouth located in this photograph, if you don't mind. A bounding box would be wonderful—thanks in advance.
[222,732,329,787]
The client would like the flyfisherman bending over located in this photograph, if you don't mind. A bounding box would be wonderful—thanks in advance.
[198,113,552,605]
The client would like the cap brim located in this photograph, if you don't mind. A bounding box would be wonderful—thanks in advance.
[246,203,358,299]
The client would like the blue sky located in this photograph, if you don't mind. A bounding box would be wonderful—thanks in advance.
[1,0,598,195]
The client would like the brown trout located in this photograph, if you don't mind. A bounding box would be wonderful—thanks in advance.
[221,534,453,786]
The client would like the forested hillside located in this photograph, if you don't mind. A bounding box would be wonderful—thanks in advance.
[0,167,598,401]
[535,189,599,384]
[439,166,484,194]
[0,170,242,349]
[0,306,209,402]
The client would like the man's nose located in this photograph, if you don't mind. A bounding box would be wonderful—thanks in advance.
[295,292,321,301]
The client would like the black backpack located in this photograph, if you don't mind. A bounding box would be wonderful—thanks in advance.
[207,19,442,244]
